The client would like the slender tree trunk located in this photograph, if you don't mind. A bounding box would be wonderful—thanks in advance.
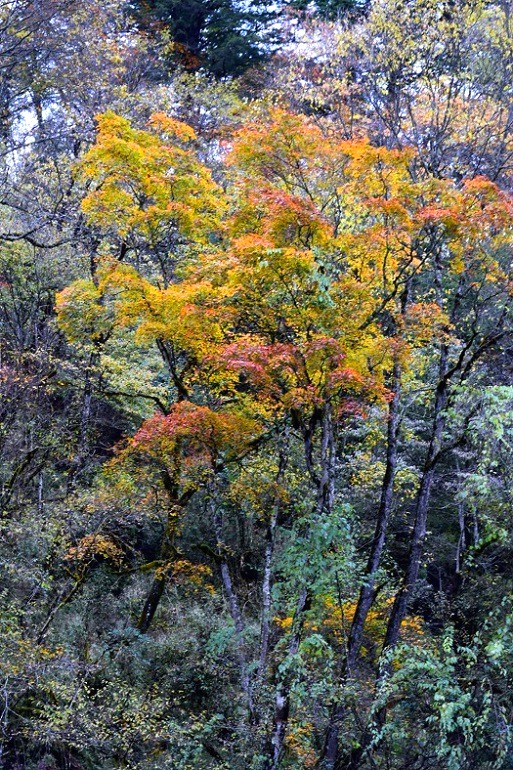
[137,566,169,634]
[37,573,87,644]
[211,499,255,720]
[264,586,310,770]
[265,405,335,768]
[137,469,193,634]
[37,471,44,517]
[258,502,280,681]
[258,517,277,680]
[380,271,478,650]
[383,344,448,652]
[455,503,465,575]
[320,362,401,769]
[345,344,449,770]
[349,363,402,668]
[258,446,289,681]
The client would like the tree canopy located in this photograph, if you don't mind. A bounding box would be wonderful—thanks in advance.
[4,1,513,769]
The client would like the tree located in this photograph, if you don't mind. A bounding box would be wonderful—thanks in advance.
[270,0,513,188]
[290,0,370,21]
[133,0,279,77]
[6,3,513,767]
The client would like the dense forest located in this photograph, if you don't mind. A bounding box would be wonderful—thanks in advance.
[4,1,513,768]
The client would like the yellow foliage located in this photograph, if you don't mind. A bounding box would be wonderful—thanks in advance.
[64,534,124,567]
[79,111,224,245]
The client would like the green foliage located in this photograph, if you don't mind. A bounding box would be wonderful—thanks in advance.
[290,0,369,21]
[4,2,513,769]
[133,0,279,77]
[375,613,513,769]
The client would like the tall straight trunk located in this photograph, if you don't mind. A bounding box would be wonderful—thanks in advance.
[258,446,289,681]
[258,515,277,680]
[320,362,401,769]
[212,502,255,720]
[264,405,335,769]
[455,505,465,574]
[348,362,402,669]
[345,343,450,770]
[380,264,465,653]
[343,264,482,770]
[382,345,448,650]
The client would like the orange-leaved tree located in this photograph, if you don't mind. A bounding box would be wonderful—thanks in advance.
[57,110,390,734]
[55,107,513,767]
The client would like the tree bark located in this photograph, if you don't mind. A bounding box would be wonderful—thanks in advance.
[264,405,335,768]
[383,344,448,652]
[345,343,449,770]
[320,362,401,769]
[137,470,194,634]
[212,501,255,721]
[258,444,289,681]
[264,586,310,770]
[137,566,169,634]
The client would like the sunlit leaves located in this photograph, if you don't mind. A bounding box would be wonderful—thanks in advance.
[79,111,224,247]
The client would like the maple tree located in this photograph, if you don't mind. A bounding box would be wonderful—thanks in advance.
[6,5,513,769]
[53,105,513,768]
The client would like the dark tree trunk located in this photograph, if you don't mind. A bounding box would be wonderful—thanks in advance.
[346,340,450,770]
[383,345,448,651]
[320,362,401,769]
[136,470,193,634]
[137,570,168,634]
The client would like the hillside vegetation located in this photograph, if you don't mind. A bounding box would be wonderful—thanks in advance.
[3,1,513,768]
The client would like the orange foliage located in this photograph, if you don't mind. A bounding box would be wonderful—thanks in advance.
[56,106,513,528]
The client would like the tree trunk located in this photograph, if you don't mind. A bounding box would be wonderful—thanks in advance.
[212,501,255,720]
[258,519,276,680]
[258,445,289,681]
[137,568,168,634]
[136,470,193,634]
[383,344,448,651]
[264,405,335,768]
[264,586,310,770]
[345,344,449,770]
[320,362,401,769]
